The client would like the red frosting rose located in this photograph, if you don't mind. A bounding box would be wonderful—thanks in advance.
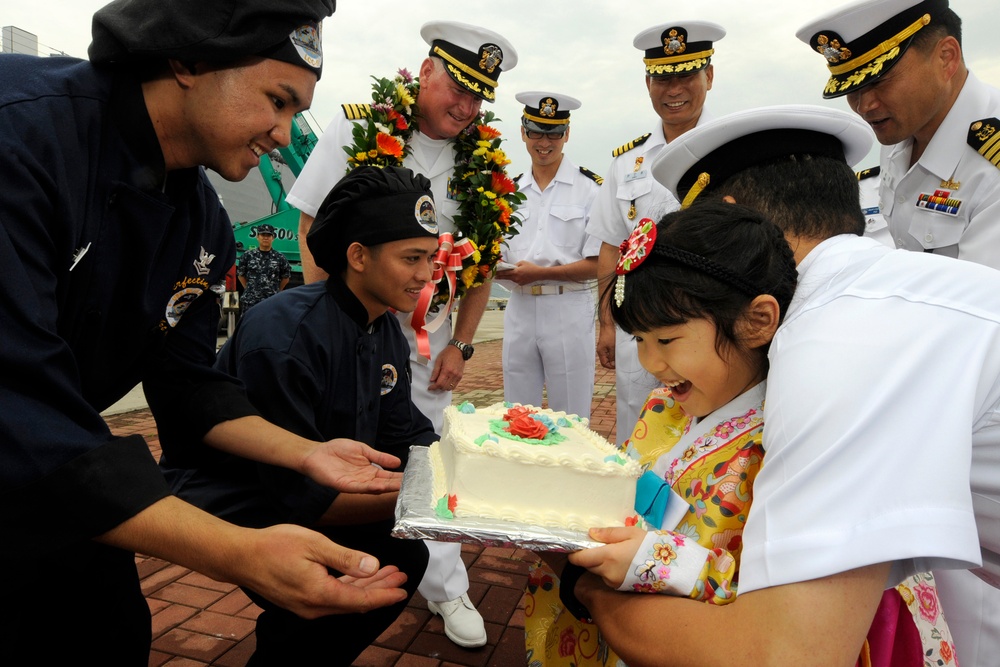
[507,414,548,440]
[503,405,537,422]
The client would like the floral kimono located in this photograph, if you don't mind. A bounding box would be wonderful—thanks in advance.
[525,384,959,667]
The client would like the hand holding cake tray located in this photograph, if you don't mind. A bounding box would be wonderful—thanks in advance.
[393,402,641,552]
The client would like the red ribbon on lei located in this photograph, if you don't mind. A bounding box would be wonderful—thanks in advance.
[410,232,476,359]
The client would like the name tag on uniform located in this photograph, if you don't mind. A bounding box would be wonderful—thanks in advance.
[624,170,648,183]
[862,206,880,215]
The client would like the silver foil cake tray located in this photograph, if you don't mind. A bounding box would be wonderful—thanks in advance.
[392,446,602,552]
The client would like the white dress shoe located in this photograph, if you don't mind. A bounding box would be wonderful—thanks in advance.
[427,592,487,648]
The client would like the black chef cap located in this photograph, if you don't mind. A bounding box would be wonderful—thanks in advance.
[88,0,335,79]
[308,166,439,275]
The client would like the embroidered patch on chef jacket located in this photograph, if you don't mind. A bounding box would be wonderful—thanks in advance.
[915,190,962,216]
[381,364,399,395]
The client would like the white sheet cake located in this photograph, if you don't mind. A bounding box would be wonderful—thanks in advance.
[428,402,640,532]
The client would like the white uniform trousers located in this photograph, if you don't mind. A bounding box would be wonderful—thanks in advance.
[502,288,596,420]
[613,326,660,447]
[934,568,1000,667]
[398,311,453,430]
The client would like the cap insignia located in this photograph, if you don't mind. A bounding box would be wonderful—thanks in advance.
[539,97,558,118]
[663,29,686,56]
[479,44,503,73]
[816,34,851,64]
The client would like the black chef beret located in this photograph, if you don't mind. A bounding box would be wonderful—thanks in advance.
[88,0,335,79]
[308,166,439,275]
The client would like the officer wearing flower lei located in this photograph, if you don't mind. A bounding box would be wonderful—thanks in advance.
[586,20,725,446]
[496,92,603,421]
[287,19,518,649]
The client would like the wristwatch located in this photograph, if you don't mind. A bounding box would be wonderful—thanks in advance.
[448,338,475,361]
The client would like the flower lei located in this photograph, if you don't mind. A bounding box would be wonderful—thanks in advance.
[341,68,524,313]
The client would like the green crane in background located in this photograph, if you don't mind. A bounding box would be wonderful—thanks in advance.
[232,113,319,286]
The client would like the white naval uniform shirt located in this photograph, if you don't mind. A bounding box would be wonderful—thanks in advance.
[878,73,1000,268]
[740,234,1000,595]
[857,167,893,248]
[502,156,602,278]
[585,114,713,445]
[586,122,676,249]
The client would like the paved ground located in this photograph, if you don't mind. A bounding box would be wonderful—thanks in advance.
[105,323,620,666]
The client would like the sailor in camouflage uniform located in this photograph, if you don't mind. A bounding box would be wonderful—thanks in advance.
[238,222,291,311]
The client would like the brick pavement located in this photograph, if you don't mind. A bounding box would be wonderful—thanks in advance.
[103,336,619,666]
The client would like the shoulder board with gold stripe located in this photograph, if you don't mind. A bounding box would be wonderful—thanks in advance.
[612,133,651,158]
[968,117,1000,169]
[341,103,372,120]
[513,173,523,183]
[579,166,604,185]
[856,165,881,180]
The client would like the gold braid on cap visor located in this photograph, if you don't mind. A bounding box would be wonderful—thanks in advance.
[824,14,930,95]
[644,48,714,76]
[432,45,499,86]
[522,111,570,125]
[827,14,930,76]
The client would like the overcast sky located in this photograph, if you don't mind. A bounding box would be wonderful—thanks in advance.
[5,0,998,179]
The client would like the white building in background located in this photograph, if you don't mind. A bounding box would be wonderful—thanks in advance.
[3,26,38,55]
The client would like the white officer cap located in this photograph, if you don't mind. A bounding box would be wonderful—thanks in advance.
[420,20,518,102]
[633,20,725,77]
[516,91,581,134]
[796,0,951,98]
[651,105,875,208]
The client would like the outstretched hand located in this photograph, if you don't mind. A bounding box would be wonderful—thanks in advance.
[301,438,403,494]
[568,526,647,589]
[235,523,409,619]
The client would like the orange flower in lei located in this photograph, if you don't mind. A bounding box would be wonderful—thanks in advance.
[375,132,404,158]
[341,69,525,308]
[491,171,516,197]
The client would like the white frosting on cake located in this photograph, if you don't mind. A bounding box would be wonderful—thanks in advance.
[429,402,640,531]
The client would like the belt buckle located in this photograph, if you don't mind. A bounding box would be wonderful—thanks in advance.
[530,285,544,296]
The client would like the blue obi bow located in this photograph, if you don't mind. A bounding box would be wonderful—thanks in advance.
[634,470,672,529]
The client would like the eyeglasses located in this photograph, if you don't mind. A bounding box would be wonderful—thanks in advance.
[525,130,565,141]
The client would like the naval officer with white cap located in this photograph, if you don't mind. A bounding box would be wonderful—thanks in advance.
[798,2,1000,663]
[496,92,602,420]
[797,0,1000,269]
[587,20,725,446]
